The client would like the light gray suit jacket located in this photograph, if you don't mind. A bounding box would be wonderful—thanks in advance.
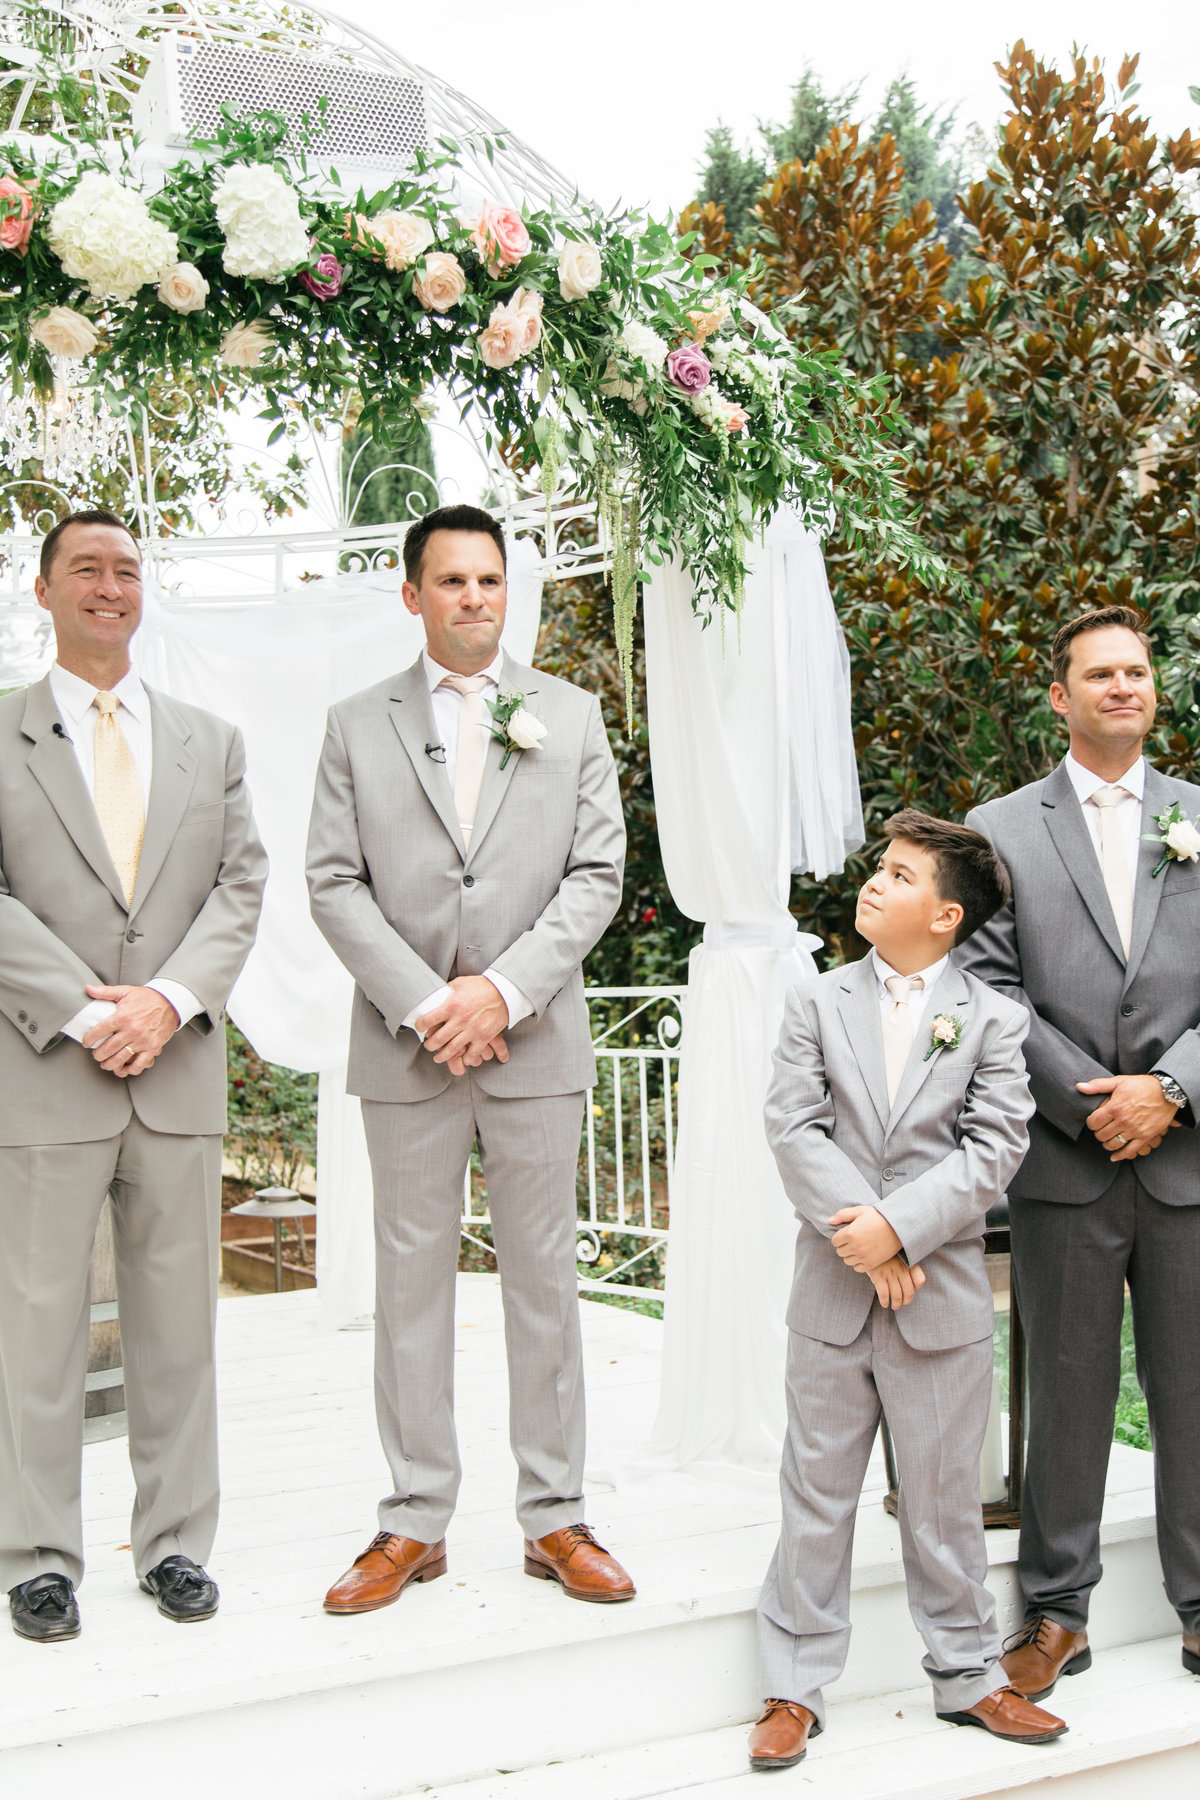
[306,653,625,1102]
[0,675,267,1146]
[764,958,1033,1351]
[961,759,1200,1205]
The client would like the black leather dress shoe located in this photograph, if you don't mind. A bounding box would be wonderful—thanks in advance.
[10,1573,81,1642]
[139,1555,219,1622]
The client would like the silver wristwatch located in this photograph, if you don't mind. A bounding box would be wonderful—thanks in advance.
[1152,1070,1188,1109]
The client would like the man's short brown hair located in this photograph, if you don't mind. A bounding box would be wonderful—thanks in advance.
[882,809,1012,946]
[402,503,506,587]
[1050,605,1153,691]
[39,507,138,579]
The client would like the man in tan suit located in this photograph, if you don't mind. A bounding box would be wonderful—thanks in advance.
[307,503,634,1611]
[0,509,266,1641]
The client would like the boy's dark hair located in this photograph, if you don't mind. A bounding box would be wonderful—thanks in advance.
[883,809,1011,946]
[1050,604,1153,691]
[40,508,138,578]
[402,503,507,586]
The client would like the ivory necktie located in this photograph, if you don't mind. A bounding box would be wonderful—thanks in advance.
[1091,785,1133,956]
[882,974,924,1109]
[92,691,144,905]
[440,674,490,845]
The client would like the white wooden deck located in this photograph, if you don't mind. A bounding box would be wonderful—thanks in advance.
[1,1278,1195,1800]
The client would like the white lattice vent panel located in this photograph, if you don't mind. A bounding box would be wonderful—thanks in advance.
[133,36,427,167]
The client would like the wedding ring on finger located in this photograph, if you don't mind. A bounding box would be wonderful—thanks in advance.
[122,1045,135,1060]
[1116,1133,1127,1146]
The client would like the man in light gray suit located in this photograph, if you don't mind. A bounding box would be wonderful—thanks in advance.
[961,606,1200,1697]
[751,810,1064,1771]
[0,509,267,1641]
[307,504,634,1611]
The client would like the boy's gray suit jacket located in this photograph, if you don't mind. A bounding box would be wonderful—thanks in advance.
[960,760,1200,1205]
[306,653,625,1101]
[764,958,1033,1352]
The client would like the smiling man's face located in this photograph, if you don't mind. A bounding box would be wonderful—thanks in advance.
[1049,624,1157,761]
[34,521,143,681]
[402,528,507,675]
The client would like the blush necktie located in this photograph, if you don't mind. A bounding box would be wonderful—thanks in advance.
[882,974,924,1109]
[1090,785,1133,956]
[91,691,144,905]
[440,674,490,845]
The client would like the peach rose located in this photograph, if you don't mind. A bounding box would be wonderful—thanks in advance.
[413,250,467,312]
[157,261,209,313]
[514,286,543,353]
[471,201,531,277]
[477,294,528,370]
[687,301,730,343]
[0,175,36,255]
[219,320,273,368]
[723,401,749,432]
[557,238,602,302]
[368,208,435,272]
[31,306,98,358]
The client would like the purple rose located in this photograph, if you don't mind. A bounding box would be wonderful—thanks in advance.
[666,342,712,395]
[299,246,345,300]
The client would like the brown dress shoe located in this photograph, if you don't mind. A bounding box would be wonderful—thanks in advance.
[939,1685,1067,1744]
[323,1531,447,1614]
[1184,1633,1200,1676]
[748,1699,819,1770]
[1002,1613,1091,1700]
[523,1524,635,1602]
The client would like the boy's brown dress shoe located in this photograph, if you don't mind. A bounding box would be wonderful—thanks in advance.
[1001,1613,1091,1700]
[323,1532,447,1613]
[748,1699,820,1770]
[523,1524,635,1601]
[938,1685,1067,1743]
[1184,1633,1200,1675]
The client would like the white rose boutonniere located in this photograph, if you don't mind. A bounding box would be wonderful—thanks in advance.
[924,1013,963,1061]
[487,690,547,768]
[1143,800,1200,877]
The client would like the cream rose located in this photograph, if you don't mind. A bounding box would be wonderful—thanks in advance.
[31,306,98,358]
[413,251,467,312]
[507,708,547,750]
[557,238,602,302]
[368,208,435,272]
[1165,818,1200,862]
[218,320,273,369]
[157,262,209,314]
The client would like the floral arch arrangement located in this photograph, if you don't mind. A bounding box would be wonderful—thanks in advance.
[0,1,941,706]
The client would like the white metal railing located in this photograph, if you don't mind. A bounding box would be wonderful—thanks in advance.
[461,987,684,1302]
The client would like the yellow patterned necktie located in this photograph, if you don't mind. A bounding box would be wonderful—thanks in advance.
[92,691,144,905]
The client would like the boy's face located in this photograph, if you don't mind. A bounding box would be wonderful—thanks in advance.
[855,838,962,962]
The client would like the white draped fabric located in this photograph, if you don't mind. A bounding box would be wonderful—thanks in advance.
[634,512,861,1482]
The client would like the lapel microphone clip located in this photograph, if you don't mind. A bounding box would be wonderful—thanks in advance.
[52,722,71,741]
[424,742,447,764]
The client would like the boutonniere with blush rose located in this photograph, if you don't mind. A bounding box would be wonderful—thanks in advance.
[924,1012,963,1061]
[1142,800,1200,878]
[487,690,547,768]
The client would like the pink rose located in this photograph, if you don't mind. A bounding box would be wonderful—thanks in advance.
[477,293,528,370]
[0,174,36,255]
[413,251,467,312]
[471,202,531,277]
[666,342,713,395]
[514,286,543,353]
[299,244,345,300]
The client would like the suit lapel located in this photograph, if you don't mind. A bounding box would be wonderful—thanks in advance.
[887,963,971,1134]
[388,659,467,859]
[1040,759,1127,966]
[128,689,196,920]
[1123,763,1173,990]
[466,655,539,866]
[21,677,128,910]
[836,958,890,1131]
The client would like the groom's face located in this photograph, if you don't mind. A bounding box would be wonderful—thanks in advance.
[1050,625,1157,753]
[403,528,508,673]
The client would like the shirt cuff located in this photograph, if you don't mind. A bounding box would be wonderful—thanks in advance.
[60,999,118,1044]
[484,968,533,1030]
[403,984,453,1042]
[147,979,201,1029]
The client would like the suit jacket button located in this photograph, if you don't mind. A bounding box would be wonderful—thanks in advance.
[462,874,475,888]
[882,1167,895,1180]
[27,1022,37,1034]
[17,1010,26,1023]
[1120,1002,1134,1016]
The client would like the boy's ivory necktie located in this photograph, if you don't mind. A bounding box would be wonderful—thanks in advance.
[440,673,490,845]
[882,974,923,1108]
[1090,784,1133,956]
[92,691,144,905]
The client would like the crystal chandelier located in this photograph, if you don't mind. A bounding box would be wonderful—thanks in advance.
[0,357,126,488]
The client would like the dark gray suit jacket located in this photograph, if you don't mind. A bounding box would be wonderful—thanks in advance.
[960,758,1200,1205]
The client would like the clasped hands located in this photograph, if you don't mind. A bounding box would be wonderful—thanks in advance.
[415,975,510,1078]
[80,983,180,1076]
[828,1205,925,1310]
[1077,1072,1181,1161]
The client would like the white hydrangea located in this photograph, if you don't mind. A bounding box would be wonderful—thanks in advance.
[619,319,668,369]
[214,163,310,282]
[46,172,178,303]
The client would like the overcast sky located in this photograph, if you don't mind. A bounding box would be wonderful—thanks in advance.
[326,1,1196,217]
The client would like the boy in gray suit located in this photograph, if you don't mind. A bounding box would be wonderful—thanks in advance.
[750,811,1064,1769]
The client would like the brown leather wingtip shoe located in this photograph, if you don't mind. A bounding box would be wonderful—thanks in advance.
[748,1699,819,1770]
[323,1531,447,1614]
[1001,1613,1090,1700]
[938,1685,1067,1744]
[523,1524,635,1603]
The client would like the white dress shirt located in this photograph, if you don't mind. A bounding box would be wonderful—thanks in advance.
[48,663,200,1044]
[401,650,532,1039]
[870,948,949,1032]
[1064,749,1145,884]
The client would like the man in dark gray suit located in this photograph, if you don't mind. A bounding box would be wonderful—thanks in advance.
[960,605,1200,1697]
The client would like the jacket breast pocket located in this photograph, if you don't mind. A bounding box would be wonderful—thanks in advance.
[179,801,224,824]
[1161,872,1200,900]
[930,1058,976,1083]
